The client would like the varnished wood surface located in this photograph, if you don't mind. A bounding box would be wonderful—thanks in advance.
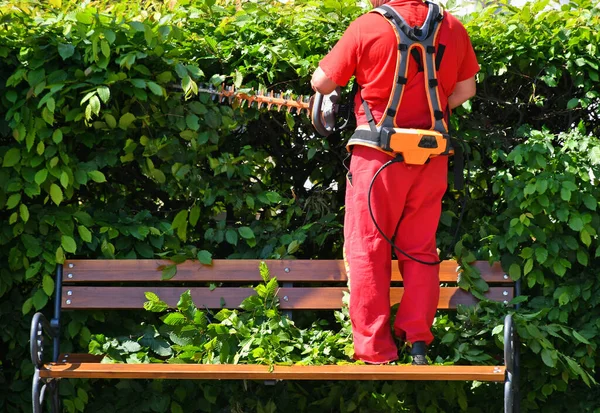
[61,286,513,310]
[40,359,505,382]
[62,259,509,283]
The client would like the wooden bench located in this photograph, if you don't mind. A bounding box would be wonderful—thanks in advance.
[30,259,520,412]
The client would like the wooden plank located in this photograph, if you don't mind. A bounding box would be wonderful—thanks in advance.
[63,259,509,284]
[39,361,505,382]
[61,286,513,310]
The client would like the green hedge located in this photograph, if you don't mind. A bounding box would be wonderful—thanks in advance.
[1,0,600,411]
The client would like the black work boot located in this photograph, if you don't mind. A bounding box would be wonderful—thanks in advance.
[410,341,428,365]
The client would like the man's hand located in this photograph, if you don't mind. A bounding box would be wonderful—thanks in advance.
[311,67,339,95]
[448,76,476,110]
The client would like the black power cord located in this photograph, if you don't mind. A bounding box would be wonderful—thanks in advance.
[366,149,469,265]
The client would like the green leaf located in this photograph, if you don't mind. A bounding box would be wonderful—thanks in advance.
[87,96,100,118]
[101,40,110,58]
[197,250,212,265]
[147,81,163,96]
[238,226,254,239]
[535,179,548,194]
[580,229,592,247]
[508,263,521,280]
[287,240,300,255]
[6,193,20,209]
[58,43,75,60]
[161,264,177,281]
[22,297,33,314]
[20,203,30,223]
[144,292,169,312]
[50,184,64,206]
[150,338,173,357]
[523,258,533,275]
[572,330,591,345]
[553,261,566,277]
[568,216,583,231]
[88,170,106,183]
[78,226,92,243]
[130,78,147,89]
[149,168,166,183]
[583,194,597,210]
[33,289,48,310]
[104,114,117,129]
[186,114,200,131]
[26,263,42,280]
[6,90,17,103]
[171,402,184,413]
[118,113,136,130]
[189,205,200,226]
[285,112,295,130]
[576,250,588,266]
[2,148,21,167]
[60,171,69,188]
[34,169,48,185]
[162,313,187,326]
[171,210,188,230]
[43,275,55,296]
[61,235,77,254]
[541,348,556,368]
[55,246,65,264]
[226,229,238,246]
[567,98,579,109]
[156,71,173,83]
[97,86,110,103]
[535,247,548,264]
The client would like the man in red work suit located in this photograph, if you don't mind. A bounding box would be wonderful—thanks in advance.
[311,0,479,364]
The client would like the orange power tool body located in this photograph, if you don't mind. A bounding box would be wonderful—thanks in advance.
[378,128,452,165]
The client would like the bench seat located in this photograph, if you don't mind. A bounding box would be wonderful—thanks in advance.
[41,354,505,381]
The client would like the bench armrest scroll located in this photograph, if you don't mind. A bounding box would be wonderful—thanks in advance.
[30,312,55,368]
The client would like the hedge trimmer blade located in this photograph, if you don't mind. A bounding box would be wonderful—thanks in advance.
[198,84,311,115]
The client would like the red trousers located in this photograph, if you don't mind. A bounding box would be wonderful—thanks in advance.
[343,145,448,364]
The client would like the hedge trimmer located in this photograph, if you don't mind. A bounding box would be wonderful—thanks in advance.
[197,84,354,136]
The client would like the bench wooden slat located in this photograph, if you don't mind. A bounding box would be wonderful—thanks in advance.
[62,259,507,283]
[39,360,505,382]
[61,286,513,310]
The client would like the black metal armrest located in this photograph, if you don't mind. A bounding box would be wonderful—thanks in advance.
[30,312,55,368]
[504,313,517,412]
[503,313,514,374]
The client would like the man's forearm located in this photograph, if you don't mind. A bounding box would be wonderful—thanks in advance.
[448,76,476,110]
[311,67,339,95]
[448,93,473,110]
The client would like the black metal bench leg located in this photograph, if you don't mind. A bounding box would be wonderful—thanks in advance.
[504,314,515,413]
[514,335,520,413]
[32,369,47,413]
[504,372,514,413]
[49,380,61,413]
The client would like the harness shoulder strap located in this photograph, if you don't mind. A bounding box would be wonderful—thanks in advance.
[367,3,446,133]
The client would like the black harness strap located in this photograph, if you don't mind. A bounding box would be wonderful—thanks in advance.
[436,44,446,71]
[411,48,424,72]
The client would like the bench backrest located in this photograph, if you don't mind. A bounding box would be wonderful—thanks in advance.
[57,260,514,311]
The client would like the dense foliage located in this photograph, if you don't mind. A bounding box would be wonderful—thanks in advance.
[89,263,355,366]
[1,0,600,411]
